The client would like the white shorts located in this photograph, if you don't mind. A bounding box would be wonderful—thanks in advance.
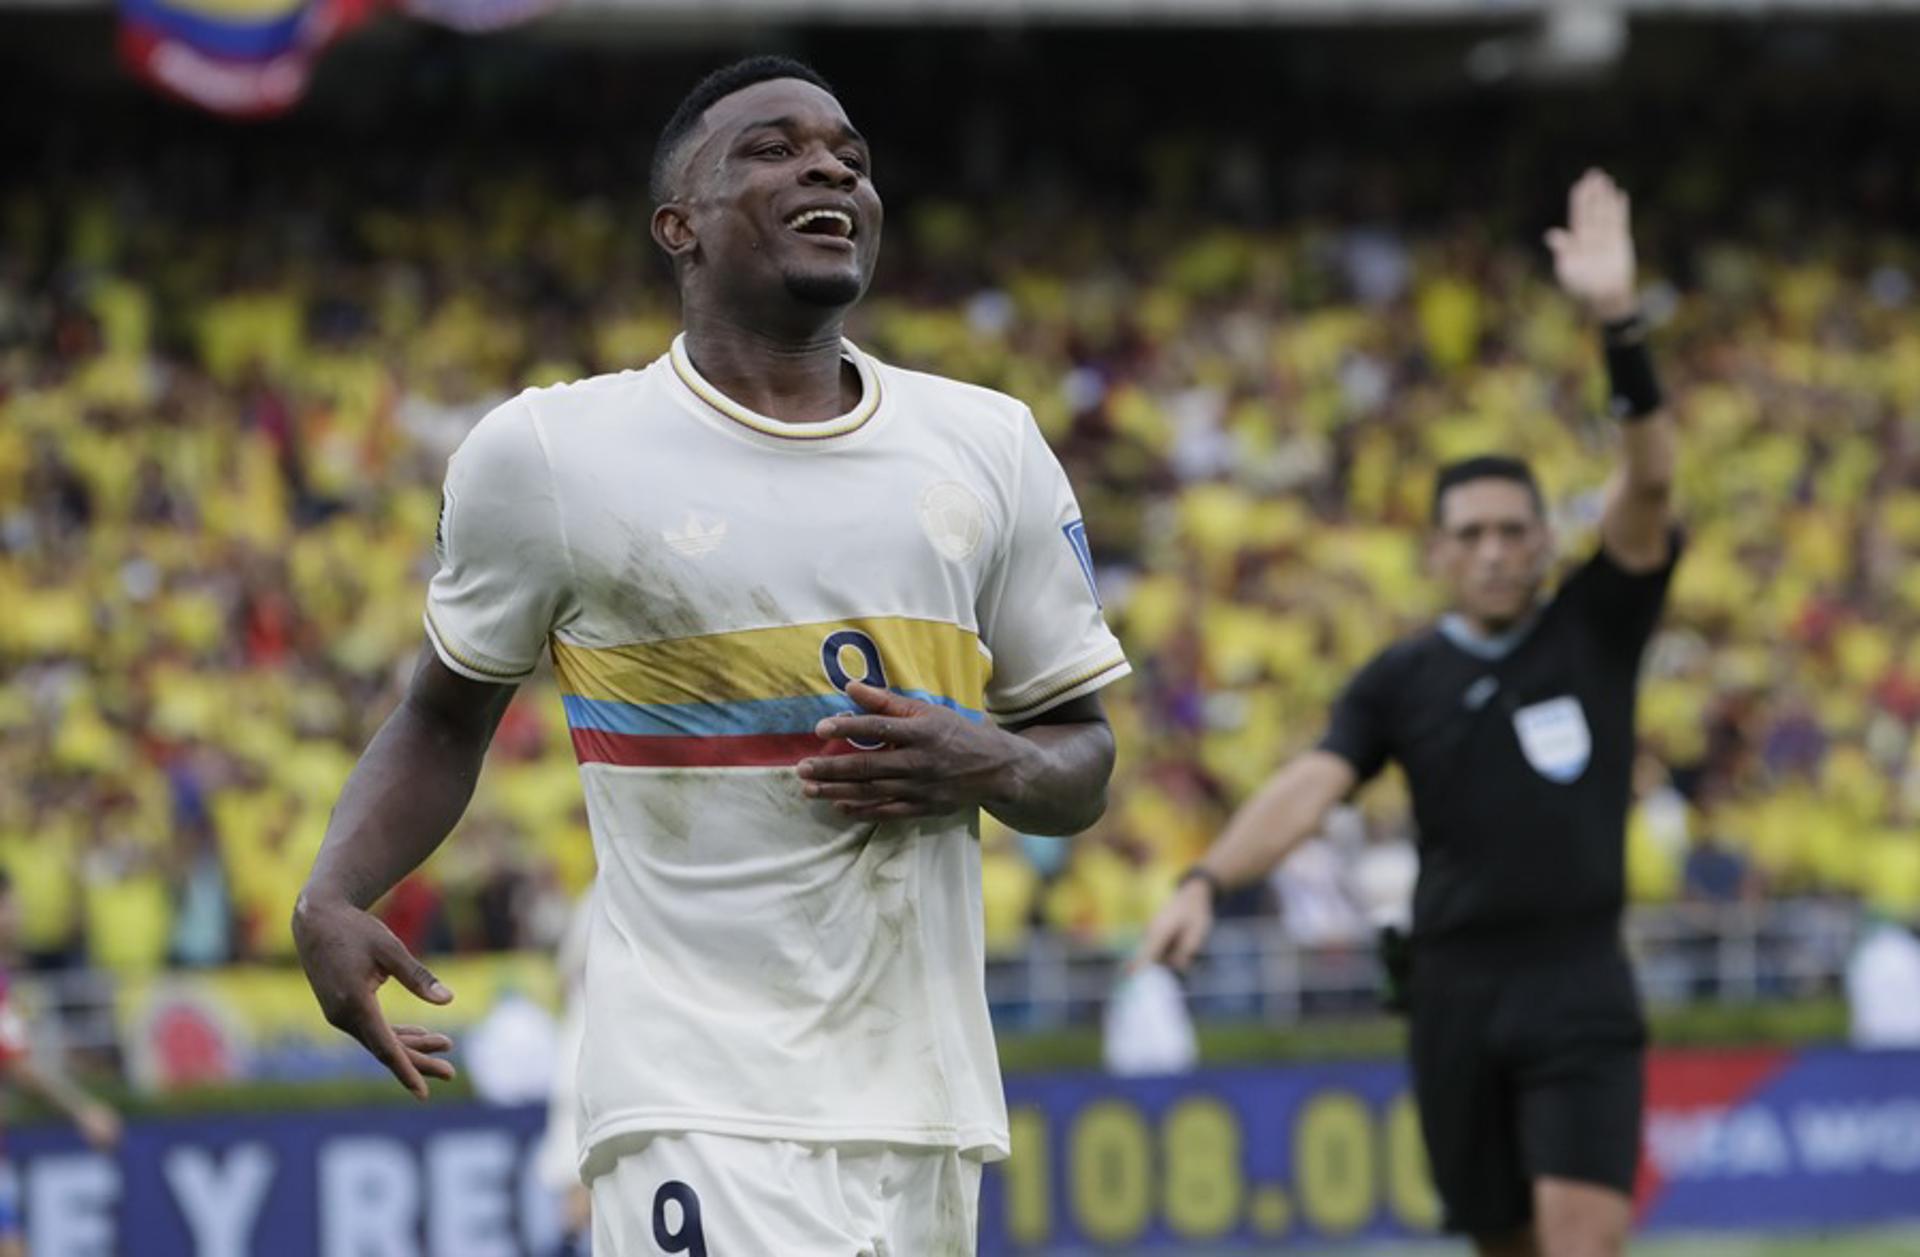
[587,1132,981,1256]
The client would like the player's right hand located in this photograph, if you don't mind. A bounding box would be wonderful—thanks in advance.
[1132,879,1215,973]
[292,896,457,1100]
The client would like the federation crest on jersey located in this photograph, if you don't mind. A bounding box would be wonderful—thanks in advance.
[1512,696,1591,784]
[1062,519,1100,606]
[917,481,986,562]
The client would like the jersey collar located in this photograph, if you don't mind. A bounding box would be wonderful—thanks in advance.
[668,333,885,446]
[1438,611,1540,661]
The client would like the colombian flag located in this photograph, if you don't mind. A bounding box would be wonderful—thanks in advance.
[117,0,379,118]
[117,0,558,118]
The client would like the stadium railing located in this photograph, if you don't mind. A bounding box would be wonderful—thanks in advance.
[14,899,1864,1066]
[984,899,1863,1030]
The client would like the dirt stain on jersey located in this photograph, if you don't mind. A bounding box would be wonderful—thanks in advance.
[607,513,710,642]
[746,584,784,626]
[631,769,694,847]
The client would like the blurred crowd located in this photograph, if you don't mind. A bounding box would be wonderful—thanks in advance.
[5,138,1920,978]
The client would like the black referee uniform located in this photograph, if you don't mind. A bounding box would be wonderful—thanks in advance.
[1318,534,1680,1235]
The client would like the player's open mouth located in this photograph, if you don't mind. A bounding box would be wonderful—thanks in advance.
[785,208,857,242]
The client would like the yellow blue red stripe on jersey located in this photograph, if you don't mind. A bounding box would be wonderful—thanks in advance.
[550,617,990,769]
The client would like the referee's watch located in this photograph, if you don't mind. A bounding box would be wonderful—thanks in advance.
[1178,865,1225,905]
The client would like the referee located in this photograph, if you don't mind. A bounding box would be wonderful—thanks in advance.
[1138,170,1677,1257]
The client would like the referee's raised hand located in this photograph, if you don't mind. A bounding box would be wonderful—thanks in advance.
[1544,167,1640,323]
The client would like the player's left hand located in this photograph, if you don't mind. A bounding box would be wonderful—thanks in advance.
[76,1101,123,1151]
[1545,167,1639,323]
[797,681,1028,820]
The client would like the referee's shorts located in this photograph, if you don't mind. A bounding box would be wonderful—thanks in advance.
[1406,928,1646,1237]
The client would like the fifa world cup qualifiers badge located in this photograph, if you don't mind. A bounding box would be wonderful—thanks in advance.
[1063,519,1100,606]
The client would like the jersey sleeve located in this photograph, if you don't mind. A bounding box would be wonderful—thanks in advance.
[423,396,574,683]
[977,412,1131,724]
[1556,530,1684,663]
[1317,649,1400,784]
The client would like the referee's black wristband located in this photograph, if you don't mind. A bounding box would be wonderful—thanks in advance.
[1602,313,1663,422]
[1179,866,1225,904]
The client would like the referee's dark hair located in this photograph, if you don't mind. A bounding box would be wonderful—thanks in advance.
[1431,455,1546,526]
[650,56,837,205]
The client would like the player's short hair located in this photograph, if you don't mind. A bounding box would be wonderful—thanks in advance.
[1431,455,1545,526]
[649,55,837,206]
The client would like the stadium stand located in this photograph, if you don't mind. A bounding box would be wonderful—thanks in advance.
[5,22,1920,973]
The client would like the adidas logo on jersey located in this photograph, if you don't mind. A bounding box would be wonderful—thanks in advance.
[664,512,728,557]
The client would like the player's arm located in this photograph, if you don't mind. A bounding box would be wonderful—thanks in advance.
[1133,750,1356,971]
[1138,645,1393,972]
[1,1054,121,1150]
[291,647,507,1099]
[293,396,565,1099]
[995,692,1117,834]
[797,683,1116,836]
[1547,168,1676,574]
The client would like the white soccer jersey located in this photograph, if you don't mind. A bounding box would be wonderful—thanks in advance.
[425,335,1129,1175]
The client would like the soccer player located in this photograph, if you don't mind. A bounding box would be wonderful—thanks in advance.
[292,56,1128,1254]
[0,873,123,1257]
[1138,170,1676,1257]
